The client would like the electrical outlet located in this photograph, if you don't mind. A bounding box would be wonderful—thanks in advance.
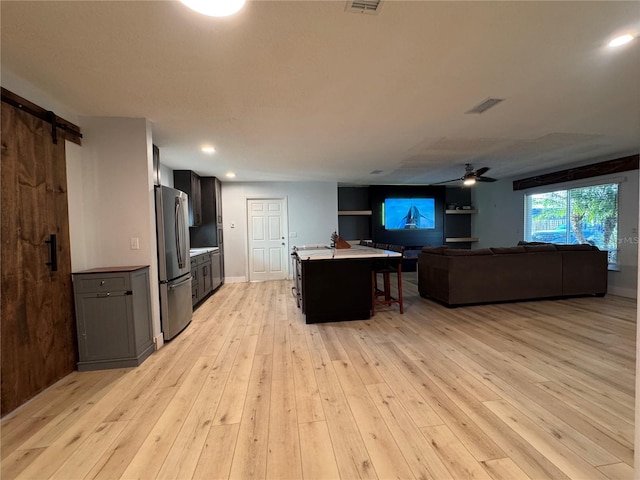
[130,237,140,250]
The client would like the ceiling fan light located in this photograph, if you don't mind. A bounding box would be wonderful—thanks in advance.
[180,0,246,17]
[463,177,476,186]
[608,34,634,48]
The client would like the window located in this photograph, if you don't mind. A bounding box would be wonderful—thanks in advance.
[525,183,619,266]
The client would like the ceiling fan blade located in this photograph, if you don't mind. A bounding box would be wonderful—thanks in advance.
[432,177,463,185]
[476,176,497,182]
[475,166,490,176]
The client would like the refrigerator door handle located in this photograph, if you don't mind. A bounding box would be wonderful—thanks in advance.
[175,197,185,269]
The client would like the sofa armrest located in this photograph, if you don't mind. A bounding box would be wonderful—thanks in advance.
[561,250,608,295]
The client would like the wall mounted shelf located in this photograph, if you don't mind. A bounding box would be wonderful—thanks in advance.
[445,209,477,214]
[446,237,479,243]
[338,210,372,216]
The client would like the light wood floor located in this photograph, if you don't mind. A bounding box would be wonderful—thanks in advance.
[1,275,636,480]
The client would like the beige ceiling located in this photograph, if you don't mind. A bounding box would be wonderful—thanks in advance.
[2,0,639,185]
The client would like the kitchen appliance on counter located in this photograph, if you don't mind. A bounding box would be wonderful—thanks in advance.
[155,185,193,341]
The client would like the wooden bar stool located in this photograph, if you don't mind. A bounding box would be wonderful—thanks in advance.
[371,245,404,315]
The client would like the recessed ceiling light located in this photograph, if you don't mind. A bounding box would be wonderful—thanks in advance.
[180,0,245,17]
[225,172,236,178]
[608,34,635,48]
[201,146,215,154]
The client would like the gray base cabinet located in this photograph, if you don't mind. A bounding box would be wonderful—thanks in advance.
[72,266,154,371]
[190,250,223,308]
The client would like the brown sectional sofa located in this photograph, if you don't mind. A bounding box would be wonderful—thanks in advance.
[417,243,608,306]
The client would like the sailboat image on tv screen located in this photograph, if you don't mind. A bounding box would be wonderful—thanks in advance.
[384,198,435,230]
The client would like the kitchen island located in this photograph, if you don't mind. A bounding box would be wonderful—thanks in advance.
[292,244,402,323]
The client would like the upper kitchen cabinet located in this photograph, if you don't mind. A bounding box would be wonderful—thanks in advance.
[174,170,202,226]
[200,177,222,225]
[215,177,223,225]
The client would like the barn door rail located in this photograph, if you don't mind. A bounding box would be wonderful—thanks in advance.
[1,88,82,145]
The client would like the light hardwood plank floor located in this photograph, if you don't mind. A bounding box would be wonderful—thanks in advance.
[1,275,636,480]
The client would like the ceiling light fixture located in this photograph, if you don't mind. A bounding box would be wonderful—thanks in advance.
[180,0,245,17]
[201,146,216,154]
[225,172,236,178]
[463,177,476,186]
[608,34,635,48]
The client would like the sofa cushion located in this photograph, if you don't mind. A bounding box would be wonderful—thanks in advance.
[490,246,526,254]
[554,244,597,251]
[444,248,493,256]
[523,244,558,252]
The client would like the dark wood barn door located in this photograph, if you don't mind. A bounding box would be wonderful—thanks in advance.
[1,94,80,415]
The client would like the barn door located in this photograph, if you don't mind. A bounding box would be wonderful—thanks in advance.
[1,92,80,416]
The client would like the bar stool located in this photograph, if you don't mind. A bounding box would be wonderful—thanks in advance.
[371,244,404,315]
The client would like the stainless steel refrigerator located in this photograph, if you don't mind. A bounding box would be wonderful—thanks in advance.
[155,185,193,340]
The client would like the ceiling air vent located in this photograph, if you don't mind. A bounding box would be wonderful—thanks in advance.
[466,97,504,114]
[346,0,382,15]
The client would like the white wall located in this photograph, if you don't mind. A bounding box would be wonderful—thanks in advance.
[473,166,639,298]
[1,68,80,124]
[77,117,161,338]
[221,181,338,282]
[65,141,88,269]
[159,163,174,187]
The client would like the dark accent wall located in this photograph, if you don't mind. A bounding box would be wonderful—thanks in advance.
[338,187,372,240]
[444,187,473,246]
[370,185,446,246]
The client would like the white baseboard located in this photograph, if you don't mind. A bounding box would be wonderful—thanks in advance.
[153,334,164,350]
[225,276,247,284]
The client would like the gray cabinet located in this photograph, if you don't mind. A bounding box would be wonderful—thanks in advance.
[72,266,154,371]
[199,254,213,298]
[210,251,222,291]
[190,250,223,307]
[190,257,199,307]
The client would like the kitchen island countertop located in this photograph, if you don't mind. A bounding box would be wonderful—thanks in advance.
[293,244,401,261]
[190,247,219,257]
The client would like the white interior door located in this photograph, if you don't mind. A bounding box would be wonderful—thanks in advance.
[247,198,288,282]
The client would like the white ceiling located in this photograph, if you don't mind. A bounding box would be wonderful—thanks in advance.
[2,1,639,185]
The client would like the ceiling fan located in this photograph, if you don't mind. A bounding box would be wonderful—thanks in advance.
[436,163,497,186]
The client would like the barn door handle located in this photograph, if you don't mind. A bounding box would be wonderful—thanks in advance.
[45,234,57,271]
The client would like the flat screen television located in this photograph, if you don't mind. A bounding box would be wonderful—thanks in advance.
[383,198,435,230]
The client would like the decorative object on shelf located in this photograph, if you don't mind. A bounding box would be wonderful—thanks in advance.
[331,231,351,249]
